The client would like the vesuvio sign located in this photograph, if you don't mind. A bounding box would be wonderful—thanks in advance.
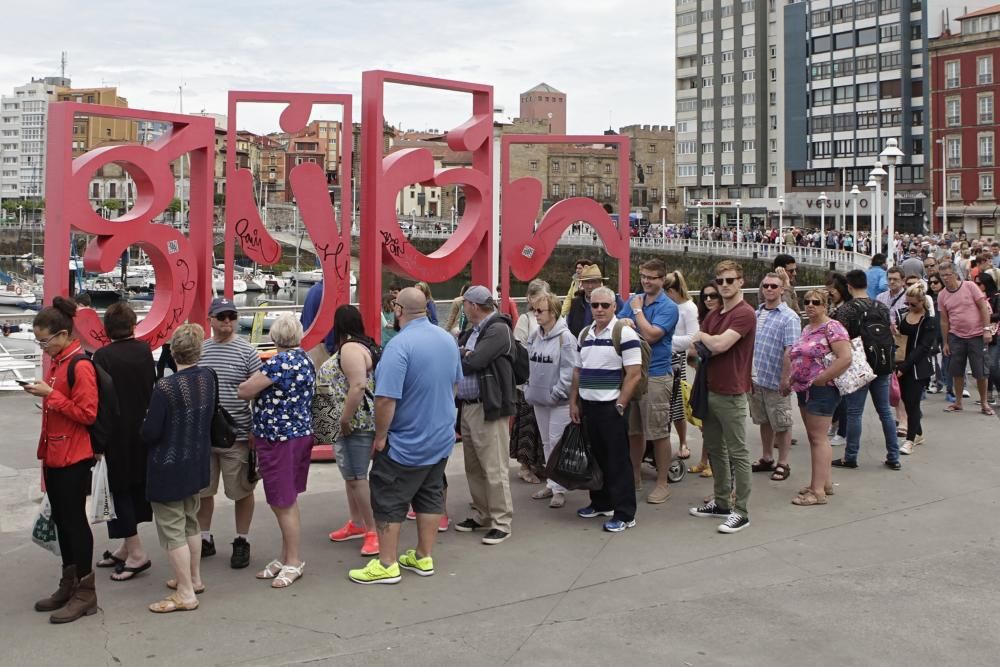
[44,71,632,350]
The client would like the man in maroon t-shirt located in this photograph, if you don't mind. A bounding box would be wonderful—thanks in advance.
[689,260,757,534]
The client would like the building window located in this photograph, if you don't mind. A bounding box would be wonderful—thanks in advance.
[586,184,595,197]
[568,183,577,196]
[770,162,778,176]
[551,183,560,196]
[702,77,714,87]
[644,164,653,175]
[981,173,994,198]
[979,56,994,85]
[702,143,714,154]
[742,164,756,174]
[651,187,659,199]
[979,134,994,166]
[948,175,961,198]
[947,137,961,168]
[742,93,756,104]
[742,140,756,151]
[703,166,715,176]
[728,187,741,199]
[722,141,735,153]
[529,160,538,170]
[742,71,755,81]
[722,164,735,175]
[604,183,613,196]
[742,47,755,58]
[879,23,900,42]
[812,88,832,106]
[946,97,961,127]
[769,92,777,106]
[552,160,560,172]
[980,94,994,124]
[769,138,778,152]
[569,162,577,173]
[604,163,612,173]
[648,143,656,153]
[856,82,878,102]
[945,61,960,89]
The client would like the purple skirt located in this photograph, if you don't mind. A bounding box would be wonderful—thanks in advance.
[254,435,313,508]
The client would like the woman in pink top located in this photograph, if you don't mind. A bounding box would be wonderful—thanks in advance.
[787,289,852,506]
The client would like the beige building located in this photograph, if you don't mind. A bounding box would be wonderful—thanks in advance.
[58,87,135,157]
[620,124,682,224]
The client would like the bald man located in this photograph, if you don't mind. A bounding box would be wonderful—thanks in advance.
[348,287,464,585]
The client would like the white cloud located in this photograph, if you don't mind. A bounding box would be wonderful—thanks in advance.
[1,0,675,133]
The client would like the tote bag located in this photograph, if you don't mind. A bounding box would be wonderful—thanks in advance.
[824,336,876,395]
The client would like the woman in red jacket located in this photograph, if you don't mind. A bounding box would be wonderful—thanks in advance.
[23,297,100,624]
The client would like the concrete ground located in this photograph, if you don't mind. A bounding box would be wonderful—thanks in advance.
[1,388,999,666]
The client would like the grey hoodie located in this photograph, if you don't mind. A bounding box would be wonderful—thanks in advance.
[524,318,579,407]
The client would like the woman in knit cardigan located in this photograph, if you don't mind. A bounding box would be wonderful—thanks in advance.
[141,324,214,613]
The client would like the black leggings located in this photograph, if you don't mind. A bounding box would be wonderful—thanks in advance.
[45,460,94,576]
[899,374,925,441]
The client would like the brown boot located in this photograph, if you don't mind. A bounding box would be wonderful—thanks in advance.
[49,571,97,624]
[34,565,77,612]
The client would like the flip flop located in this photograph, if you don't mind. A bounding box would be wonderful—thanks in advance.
[982,406,996,416]
[166,579,205,594]
[111,560,152,581]
[149,593,199,613]
[97,550,125,568]
[677,445,691,460]
[944,404,963,413]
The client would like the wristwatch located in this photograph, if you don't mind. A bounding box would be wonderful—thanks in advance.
[615,403,625,416]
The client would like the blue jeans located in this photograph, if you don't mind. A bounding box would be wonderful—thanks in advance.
[844,373,899,464]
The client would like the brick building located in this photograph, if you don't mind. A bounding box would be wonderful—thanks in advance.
[519,83,567,134]
[930,4,1000,235]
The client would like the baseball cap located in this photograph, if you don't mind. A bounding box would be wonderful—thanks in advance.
[463,285,494,306]
[208,297,238,317]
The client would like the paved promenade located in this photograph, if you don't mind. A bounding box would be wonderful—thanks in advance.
[1,389,999,666]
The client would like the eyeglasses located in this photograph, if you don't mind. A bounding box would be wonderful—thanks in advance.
[590,302,614,310]
[34,331,65,348]
[703,293,719,300]
[212,312,238,321]
[715,276,738,285]
[804,299,825,306]
[391,300,401,309]
[640,273,664,281]
[530,308,546,315]
[761,283,781,290]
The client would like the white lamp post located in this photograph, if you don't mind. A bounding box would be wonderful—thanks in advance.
[880,138,905,267]
[777,196,784,240]
[870,161,887,258]
[936,138,947,234]
[850,184,860,255]
[818,192,828,257]
[696,200,703,241]
[734,199,742,242]
[866,177,878,255]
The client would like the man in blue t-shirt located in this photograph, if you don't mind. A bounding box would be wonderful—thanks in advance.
[349,287,463,586]
[616,259,679,504]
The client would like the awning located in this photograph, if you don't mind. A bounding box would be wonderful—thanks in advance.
[934,206,1000,219]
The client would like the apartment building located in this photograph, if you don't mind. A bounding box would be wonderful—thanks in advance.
[784,0,928,232]
[674,0,785,230]
[0,77,69,200]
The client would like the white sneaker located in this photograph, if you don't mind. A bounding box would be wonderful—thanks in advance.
[900,440,914,455]
[963,389,971,398]
[926,385,939,394]
[914,434,926,446]
[829,435,847,447]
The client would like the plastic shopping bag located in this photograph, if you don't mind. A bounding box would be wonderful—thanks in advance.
[545,422,603,491]
[31,494,60,556]
[89,457,116,524]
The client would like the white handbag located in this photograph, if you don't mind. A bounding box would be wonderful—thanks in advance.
[824,336,876,395]
[88,457,117,524]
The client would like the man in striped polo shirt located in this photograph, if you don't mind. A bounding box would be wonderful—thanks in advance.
[570,286,642,533]
[197,298,263,568]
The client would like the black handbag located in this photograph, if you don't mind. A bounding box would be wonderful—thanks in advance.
[208,368,238,449]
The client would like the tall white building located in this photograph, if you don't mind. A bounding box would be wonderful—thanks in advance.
[674,0,786,232]
[0,77,69,201]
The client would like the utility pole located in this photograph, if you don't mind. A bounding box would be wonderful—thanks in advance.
[178,84,186,228]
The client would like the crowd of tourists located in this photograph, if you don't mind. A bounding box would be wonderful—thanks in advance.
[20,236,999,621]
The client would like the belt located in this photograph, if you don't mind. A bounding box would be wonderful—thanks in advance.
[458,398,482,404]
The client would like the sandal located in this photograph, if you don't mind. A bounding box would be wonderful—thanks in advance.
[677,444,691,460]
[791,490,828,506]
[272,562,305,589]
[149,592,199,613]
[700,465,713,478]
[166,579,205,594]
[688,462,709,474]
[97,550,125,569]
[799,484,834,496]
[944,404,963,413]
[770,463,791,481]
[751,458,775,473]
[531,487,553,500]
[982,406,996,416]
[111,560,152,582]
[255,559,284,580]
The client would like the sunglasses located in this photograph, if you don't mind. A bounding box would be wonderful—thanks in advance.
[804,299,825,306]
[212,312,238,321]
[929,279,941,284]
[591,302,614,310]
[703,293,719,300]
[761,283,781,290]
[530,308,546,315]
[715,276,738,285]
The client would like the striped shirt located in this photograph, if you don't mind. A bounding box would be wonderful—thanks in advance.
[578,317,642,402]
[201,336,262,439]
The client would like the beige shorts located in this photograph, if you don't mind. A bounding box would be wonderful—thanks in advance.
[748,384,794,432]
[628,374,673,440]
[200,439,257,501]
[152,496,201,551]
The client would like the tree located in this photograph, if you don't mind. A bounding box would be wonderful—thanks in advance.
[167,198,182,213]
[214,192,226,206]
[101,198,123,214]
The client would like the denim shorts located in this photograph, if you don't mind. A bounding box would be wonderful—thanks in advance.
[796,385,840,417]
[335,431,375,481]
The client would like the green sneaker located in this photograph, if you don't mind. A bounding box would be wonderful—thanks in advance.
[348,558,401,585]
[398,549,435,577]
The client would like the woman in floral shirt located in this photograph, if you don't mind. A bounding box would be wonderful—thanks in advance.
[788,289,852,507]
[238,314,315,588]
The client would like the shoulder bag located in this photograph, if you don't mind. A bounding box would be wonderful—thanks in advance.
[208,368,238,449]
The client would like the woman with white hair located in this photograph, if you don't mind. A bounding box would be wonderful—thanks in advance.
[238,314,316,589]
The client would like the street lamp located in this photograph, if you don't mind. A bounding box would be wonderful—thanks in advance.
[17,205,23,228]
[734,200,742,242]
[451,204,456,233]
[777,196,785,240]
[696,200,703,241]
[866,177,878,255]
[818,192,828,255]
[880,138,905,267]
[870,161,887,257]
[850,184,860,254]
[936,138,947,234]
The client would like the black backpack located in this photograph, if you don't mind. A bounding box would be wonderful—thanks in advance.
[854,300,894,376]
[67,354,121,455]
[484,318,530,385]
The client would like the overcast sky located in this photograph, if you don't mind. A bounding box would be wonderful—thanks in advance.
[0,0,675,135]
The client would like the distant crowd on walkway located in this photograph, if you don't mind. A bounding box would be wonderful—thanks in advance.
[18,234,1000,621]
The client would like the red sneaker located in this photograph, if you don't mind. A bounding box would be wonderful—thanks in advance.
[406,508,417,521]
[329,521,366,542]
[438,515,450,532]
[360,532,379,556]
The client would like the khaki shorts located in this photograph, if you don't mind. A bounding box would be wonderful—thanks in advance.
[748,383,794,432]
[628,374,673,440]
[200,439,257,501]
[151,495,201,550]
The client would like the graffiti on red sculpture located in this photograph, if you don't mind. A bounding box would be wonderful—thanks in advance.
[500,134,631,315]
[224,92,353,352]
[44,103,215,349]
[360,71,494,339]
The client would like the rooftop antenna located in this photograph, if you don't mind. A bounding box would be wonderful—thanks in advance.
[60,51,67,79]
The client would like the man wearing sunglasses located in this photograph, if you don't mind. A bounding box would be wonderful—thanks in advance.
[197,297,263,568]
[688,260,756,534]
[772,254,800,313]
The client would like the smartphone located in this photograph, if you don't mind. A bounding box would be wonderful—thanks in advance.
[16,379,33,386]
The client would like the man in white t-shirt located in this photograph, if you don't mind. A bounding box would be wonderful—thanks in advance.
[570,286,642,533]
